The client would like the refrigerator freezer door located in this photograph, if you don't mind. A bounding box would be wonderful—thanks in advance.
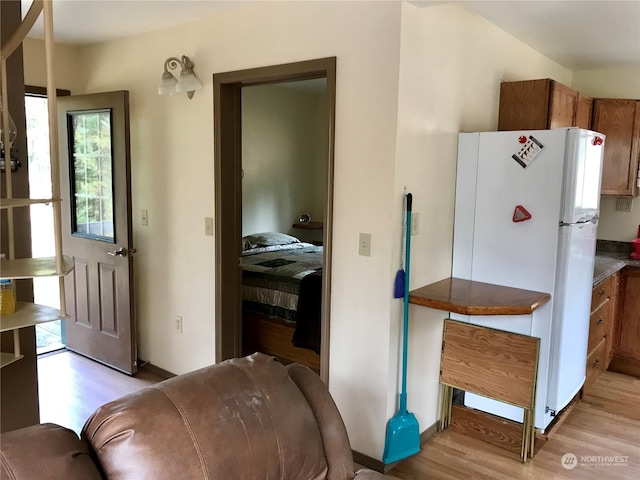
[468,129,567,293]
[546,220,598,412]
[561,129,605,224]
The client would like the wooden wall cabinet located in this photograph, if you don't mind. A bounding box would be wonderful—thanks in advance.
[498,79,639,197]
[591,99,640,197]
[498,78,592,131]
[576,94,594,130]
[584,273,618,391]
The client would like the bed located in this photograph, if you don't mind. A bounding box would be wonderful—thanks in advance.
[241,232,323,371]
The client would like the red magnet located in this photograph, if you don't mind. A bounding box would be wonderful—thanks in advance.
[518,136,527,144]
[592,136,604,146]
[513,205,532,222]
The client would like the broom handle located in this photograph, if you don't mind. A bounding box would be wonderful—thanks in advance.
[400,193,412,412]
[399,193,406,268]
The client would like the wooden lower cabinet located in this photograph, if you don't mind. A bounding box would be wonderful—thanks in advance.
[585,338,607,389]
[584,273,618,391]
[584,267,640,382]
[614,268,640,361]
[587,298,611,354]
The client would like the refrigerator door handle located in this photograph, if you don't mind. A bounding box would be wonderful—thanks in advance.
[560,215,599,227]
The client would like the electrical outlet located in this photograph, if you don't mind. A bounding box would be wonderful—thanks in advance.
[359,233,371,256]
[616,198,633,212]
[141,209,148,226]
[175,315,183,333]
[412,212,419,235]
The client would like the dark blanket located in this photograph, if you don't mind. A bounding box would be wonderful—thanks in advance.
[292,269,323,354]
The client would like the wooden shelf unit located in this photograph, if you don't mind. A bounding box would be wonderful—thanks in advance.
[0,351,24,368]
[0,255,74,279]
[0,302,69,332]
[1,0,68,367]
[0,197,57,208]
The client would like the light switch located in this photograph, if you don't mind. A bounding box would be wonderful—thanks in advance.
[205,217,214,236]
[141,209,148,226]
[359,233,371,256]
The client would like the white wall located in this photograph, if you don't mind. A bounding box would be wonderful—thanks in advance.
[22,38,84,93]
[573,68,640,242]
[241,83,325,242]
[573,68,640,99]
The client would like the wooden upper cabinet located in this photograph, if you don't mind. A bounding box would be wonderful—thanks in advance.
[498,78,582,131]
[591,99,640,197]
[575,94,594,129]
[548,81,578,129]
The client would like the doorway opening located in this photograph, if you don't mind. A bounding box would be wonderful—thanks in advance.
[214,58,336,382]
[25,92,64,355]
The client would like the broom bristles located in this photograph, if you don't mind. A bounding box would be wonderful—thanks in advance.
[393,269,405,298]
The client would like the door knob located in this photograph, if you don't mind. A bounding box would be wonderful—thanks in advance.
[107,247,127,257]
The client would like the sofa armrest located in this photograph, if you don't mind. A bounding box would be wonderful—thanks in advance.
[0,423,103,480]
[286,363,355,480]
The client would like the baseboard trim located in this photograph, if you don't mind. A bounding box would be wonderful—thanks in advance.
[352,451,388,474]
[420,421,438,443]
[352,421,437,474]
[137,359,176,379]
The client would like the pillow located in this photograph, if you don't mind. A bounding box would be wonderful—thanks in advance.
[242,232,300,251]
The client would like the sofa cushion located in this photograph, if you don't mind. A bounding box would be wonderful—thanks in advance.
[0,423,102,480]
[82,353,329,480]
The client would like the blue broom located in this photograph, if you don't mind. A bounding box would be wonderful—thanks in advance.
[393,194,407,298]
[383,192,420,464]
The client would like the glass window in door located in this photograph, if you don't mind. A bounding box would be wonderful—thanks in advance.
[67,109,114,241]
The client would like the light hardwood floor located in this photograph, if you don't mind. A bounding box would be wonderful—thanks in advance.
[390,371,640,479]
[38,350,165,434]
[38,352,639,479]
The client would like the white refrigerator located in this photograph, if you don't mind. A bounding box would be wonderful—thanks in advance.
[451,128,605,430]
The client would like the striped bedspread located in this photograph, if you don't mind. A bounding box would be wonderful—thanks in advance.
[241,243,323,323]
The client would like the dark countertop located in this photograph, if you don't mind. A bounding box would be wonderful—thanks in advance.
[594,240,640,286]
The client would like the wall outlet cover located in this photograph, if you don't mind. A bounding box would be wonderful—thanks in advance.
[616,198,633,212]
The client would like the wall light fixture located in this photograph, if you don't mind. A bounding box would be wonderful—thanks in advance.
[158,55,203,99]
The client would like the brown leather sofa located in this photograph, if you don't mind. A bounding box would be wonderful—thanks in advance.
[0,353,398,479]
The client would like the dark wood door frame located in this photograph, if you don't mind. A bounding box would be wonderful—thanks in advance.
[213,57,336,382]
